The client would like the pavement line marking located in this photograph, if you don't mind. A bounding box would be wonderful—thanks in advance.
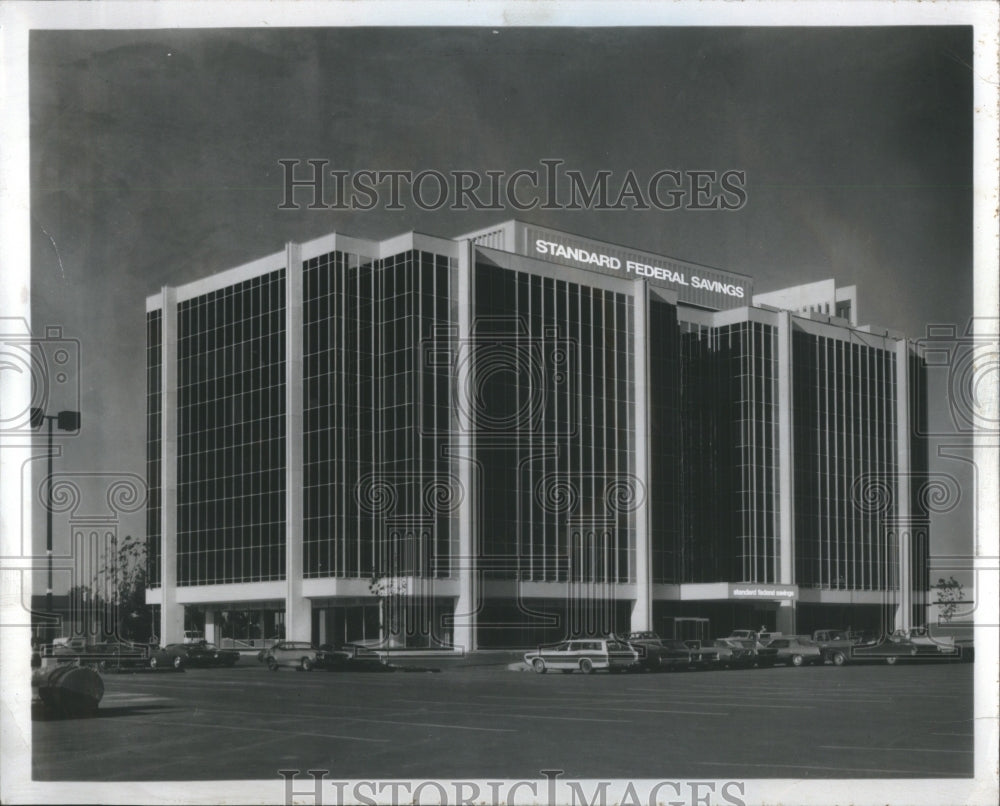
[336,715,516,732]
[692,760,967,776]
[474,712,631,723]
[820,745,974,754]
[392,698,727,716]
[183,705,516,732]
[151,719,390,743]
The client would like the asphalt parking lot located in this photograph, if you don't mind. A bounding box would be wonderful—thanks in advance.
[33,656,973,781]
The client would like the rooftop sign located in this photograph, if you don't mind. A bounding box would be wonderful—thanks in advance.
[498,223,753,310]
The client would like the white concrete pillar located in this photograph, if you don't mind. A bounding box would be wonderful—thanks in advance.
[284,242,311,641]
[452,240,476,651]
[776,600,795,634]
[630,279,651,633]
[894,340,912,632]
[159,286,184,645]
[777,311,795,586]
[317,608,327,646]
[204,608,216,644]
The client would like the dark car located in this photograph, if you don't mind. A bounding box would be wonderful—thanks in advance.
[713,637,778,668]
[624,632,694,671]
[147,644,185,671]
[162,641,240,667]
[767,636,823,666]
[315,643,393,672]
[850,634,959,665]
[812,629,859,665]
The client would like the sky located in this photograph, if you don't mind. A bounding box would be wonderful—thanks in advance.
[24,24,978,599]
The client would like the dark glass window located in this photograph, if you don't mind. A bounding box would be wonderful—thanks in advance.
[176,270,287,585]
[792,331,898,590]
[146,310,162,587]
[473,261,635,586]
[303,250,457,579]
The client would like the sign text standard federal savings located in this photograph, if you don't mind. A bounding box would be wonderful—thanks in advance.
[533,239,745,299]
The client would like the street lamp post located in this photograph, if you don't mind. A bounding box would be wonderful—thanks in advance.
[30,407,81,644]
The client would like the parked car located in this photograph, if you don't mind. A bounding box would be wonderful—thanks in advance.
[162,641,240,668]
[898,627,957,652]
[714,637,778,668]
[88,640,151,672]
[147,644,185,671]
[683,640,723,669]
[711,638,755,668]
[49,638,149,672]
[263,640,320,671]
[812,629,862,665]
[524,638,638,674]
[50,637,89,662]
[767,636,823,666]
[624,632,693,671]
[315,643,392,672]
[848,634,957,665]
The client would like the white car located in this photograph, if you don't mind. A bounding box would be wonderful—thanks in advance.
[524,638,638,675]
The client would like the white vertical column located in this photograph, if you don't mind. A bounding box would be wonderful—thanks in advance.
[894,339,912,632]
[453,240,476,651]
[630,279,651,632]
[317,608,327,646]
[777,311,794,585]
[159,286,184,644]
[285,243,311,640]
[204,608,216,644]
[776,312,796,635]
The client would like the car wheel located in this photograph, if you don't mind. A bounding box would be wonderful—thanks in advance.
[579,658,594,675]
[885,655,898,665]
[267,657,278,671]
[301,657,313,672]
[831,651,846,666]
[532,658,546,674]
[791,655,804,667]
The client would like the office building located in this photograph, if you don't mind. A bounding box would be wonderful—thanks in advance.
[145,220,928,649]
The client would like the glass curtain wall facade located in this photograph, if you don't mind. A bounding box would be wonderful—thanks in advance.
[671,321,779,584]
[648,298,683,584]
[175,271,287,585]
[792,331,897,591]
[472,260,636,644]
[302,249,456,581]
[146,310,162,588]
